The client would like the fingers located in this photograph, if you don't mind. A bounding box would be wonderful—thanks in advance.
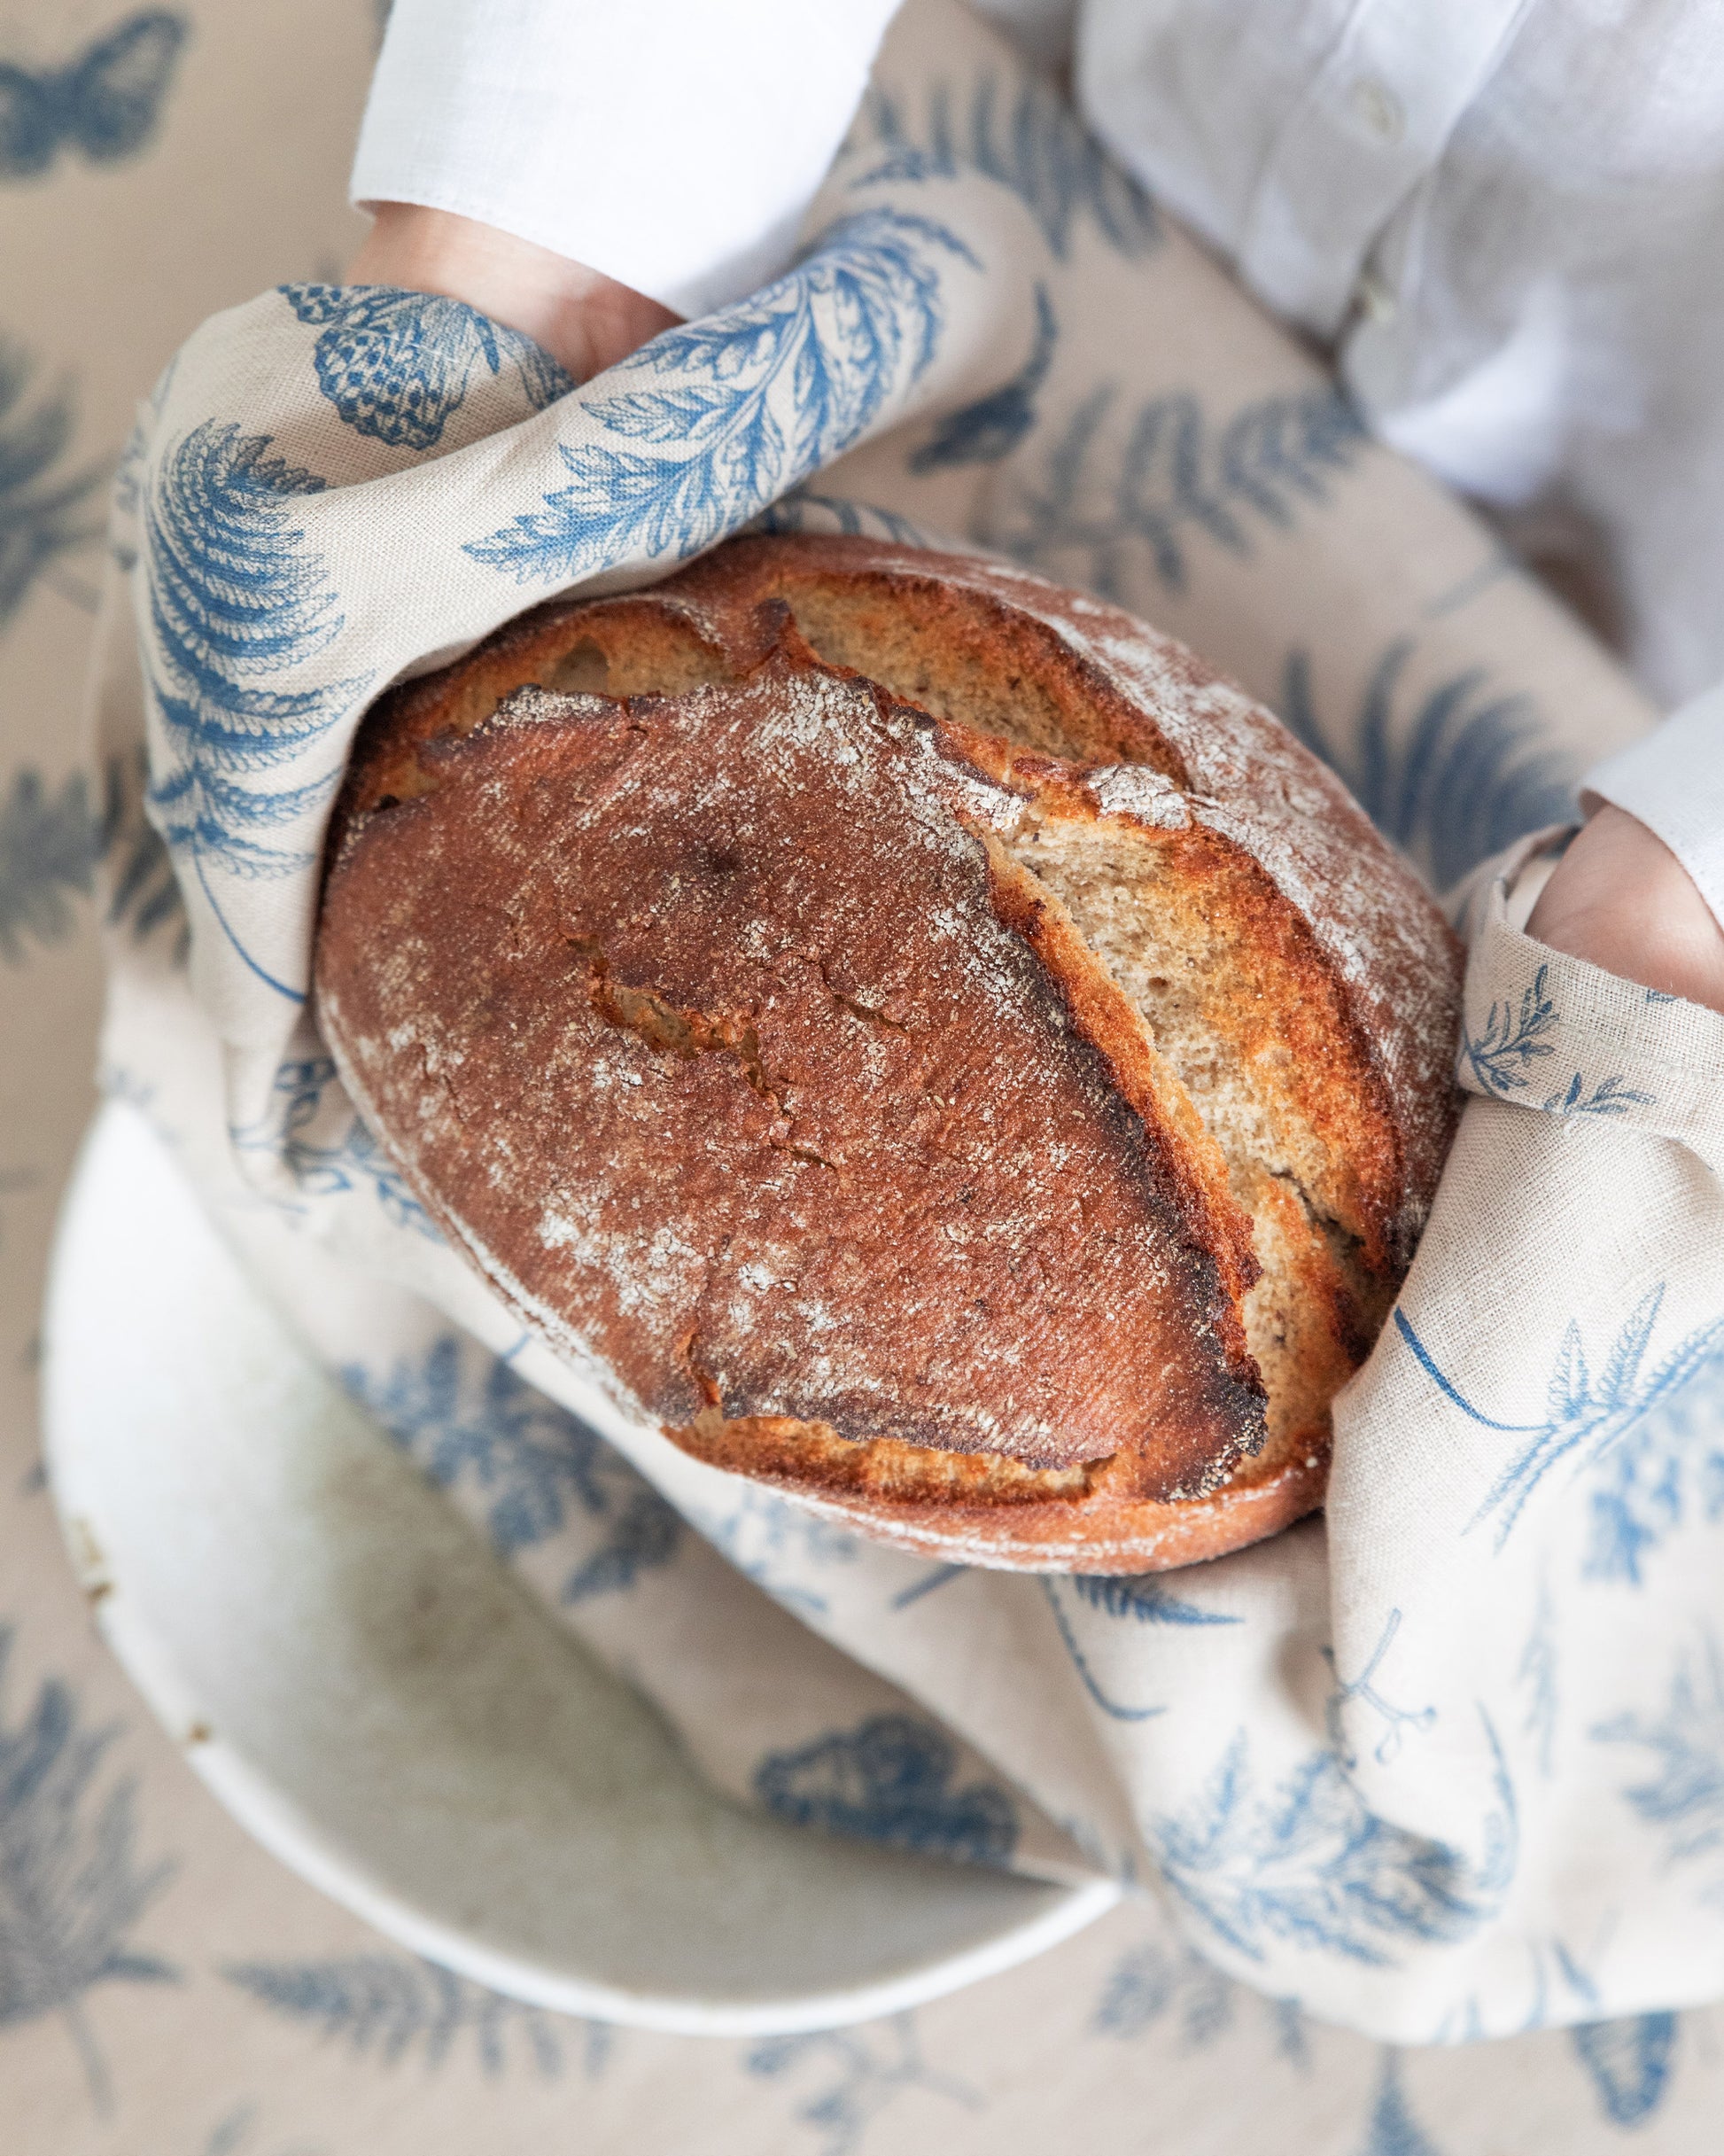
[1526,805,1724,1014]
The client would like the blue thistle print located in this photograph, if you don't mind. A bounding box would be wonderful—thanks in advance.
[0,343,107,627]
[0,12,187,179]
[1150,1712,1516,1968]
[908,283,1056,471]
[0,1624,178,2114]
[280,284,572,453]
[1356,2053,1445,2156]
[1569,2012,1679,2127]
[144,418,368,1000]
[1456,961,1653,1119]
[986,379,1365,600]
[465,206,976,587]
[342,1335,682,1600]
[1394,1288,1724,1549]
[222,1953,610,2078]
[857,71,1161,261]
[1594,1636,1724,1895]
[229,1055,434,1236]
[753,1714,1018,1868]
[1279,641,1577,891]
[745,2013,978,2156]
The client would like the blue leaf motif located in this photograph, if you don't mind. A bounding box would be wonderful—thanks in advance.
[0,767,98,961]
[341,1335,681,1599]
[143,419,367,998]
[1069,1572,1240,1628]
[1394,1292,1724,1548]
[1280,642,1576,891]
[229,1055,435,1236]
[1569,2012,1679,2127]
[1090,1935,1295,2056]
[1583,1339,1724,1584]
[985,381,1365,601]
[1357,2053,1445,2156]
[1151,1715,1516,1968]
[753,1714,1018,1867]
[0,341,107,628]
[745,2013,977,2156]
[0,12,187,180]
[858,71,1160,260]
[464,207,975,588]
[908,283,1055,471]
[1594,1637,1724,1892]
[0,1623,178,2113]
[223,1952,609,2078]
[280,284,572,452]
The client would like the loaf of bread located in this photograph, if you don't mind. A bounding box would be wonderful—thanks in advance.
[315,535,1462,1573]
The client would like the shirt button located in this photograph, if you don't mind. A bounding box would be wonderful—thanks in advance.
[1347,74,1405,146]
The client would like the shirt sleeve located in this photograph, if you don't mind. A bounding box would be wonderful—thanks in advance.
[1583,685,1724,933]
[349,0,900,321]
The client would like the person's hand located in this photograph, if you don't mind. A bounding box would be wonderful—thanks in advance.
[346,202,680,382]
[1526,803,1724,1014]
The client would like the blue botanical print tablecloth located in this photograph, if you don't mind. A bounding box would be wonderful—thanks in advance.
[6,2,1724,2150]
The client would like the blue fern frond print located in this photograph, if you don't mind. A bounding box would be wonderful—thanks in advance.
[858,71,1160,260]
[746,2013,977,2156]
[280,284,573,452]
[1583,1335,1724,1584]
[1394,1290,1724,1547]
[0,343,107,627]
[1279,642,1576,891]
[1357,2053,1445,2156]
[1091,1936,1263,2054]
[342,1334,682,1600]
[909,282,1055,471]
[0,1624,178,2113]
[223,1952,608,2079]
[229,1055,433,1234]
[1594,1638,1724,1895]
[0,767,99,961]
[1569,2012,1678,2127]
[753,1713,1019,1868]
[0,12,187,180]
[0,752,186,966]
[987,381,1365,600]
[144,419,366,995]
[1150,1716,1516,1968]
[1069,1571,1239,1629]
[465,207,975,586]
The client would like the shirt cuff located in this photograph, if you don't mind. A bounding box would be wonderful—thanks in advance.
[350,0,899,321]
[1584,684,1724,932]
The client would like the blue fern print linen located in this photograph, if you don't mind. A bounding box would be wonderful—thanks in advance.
[92,0,1724,2060]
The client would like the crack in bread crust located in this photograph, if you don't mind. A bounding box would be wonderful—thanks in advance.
[318,534,1461,1572]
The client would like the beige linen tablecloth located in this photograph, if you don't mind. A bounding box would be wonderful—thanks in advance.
[4,3,1721,2149]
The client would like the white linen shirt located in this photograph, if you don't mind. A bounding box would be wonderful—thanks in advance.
[353,0,1724,928]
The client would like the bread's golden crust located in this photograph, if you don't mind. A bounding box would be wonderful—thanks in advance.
[319,534,1461,1571]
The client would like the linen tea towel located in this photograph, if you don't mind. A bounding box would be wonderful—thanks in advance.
[89,0,1724,2042]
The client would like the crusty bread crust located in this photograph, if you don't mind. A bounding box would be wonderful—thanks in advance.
[317,535,1461,1571]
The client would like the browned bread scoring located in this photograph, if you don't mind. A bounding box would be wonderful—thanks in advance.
[316,534,1462,1572]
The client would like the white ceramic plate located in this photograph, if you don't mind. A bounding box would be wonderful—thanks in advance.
[42,1101,1114,2035]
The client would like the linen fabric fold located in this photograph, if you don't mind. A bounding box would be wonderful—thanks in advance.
[95,0,1724,2042]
